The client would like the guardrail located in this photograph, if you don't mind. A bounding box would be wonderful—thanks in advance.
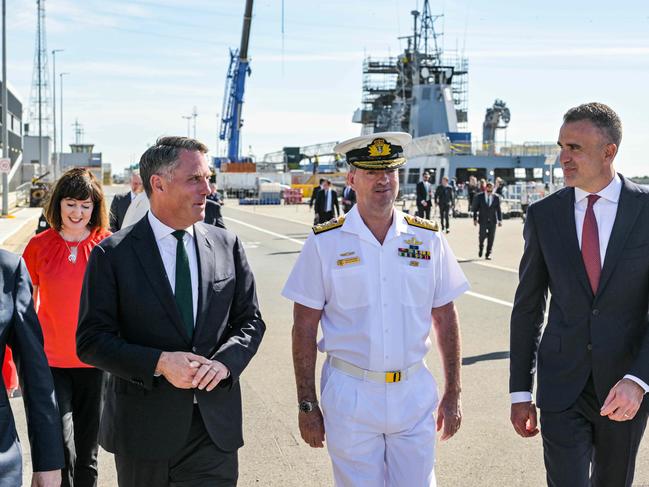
[15,182,30,208]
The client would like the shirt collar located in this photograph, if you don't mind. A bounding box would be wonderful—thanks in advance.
[130,191,138,200]
[147,210,195,242]
[342,206,409,242]
[574,173,621,205]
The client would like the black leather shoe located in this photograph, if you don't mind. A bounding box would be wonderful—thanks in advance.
[478,249,483,258]
[485,254,492,260]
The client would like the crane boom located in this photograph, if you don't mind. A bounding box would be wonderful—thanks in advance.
[219,0,254,162]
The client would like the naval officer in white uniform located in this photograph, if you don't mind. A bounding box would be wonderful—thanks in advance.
[282,132,469,486]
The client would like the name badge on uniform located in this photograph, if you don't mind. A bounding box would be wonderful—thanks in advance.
[337,251,360,267]
[398,237,430,260]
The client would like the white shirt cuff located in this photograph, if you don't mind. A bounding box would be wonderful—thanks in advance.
[623,374,649,394]
[510,391,533,403]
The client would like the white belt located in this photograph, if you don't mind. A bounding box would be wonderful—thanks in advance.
[328,356,424,383]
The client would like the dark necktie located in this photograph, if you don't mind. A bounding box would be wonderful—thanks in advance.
[172,230,193,337]
[581,194,601,294]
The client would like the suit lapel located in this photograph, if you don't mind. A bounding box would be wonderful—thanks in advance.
[556,188,593,296]
[597,175,644,296]
[132,217,192,344]
[193,224,214,339]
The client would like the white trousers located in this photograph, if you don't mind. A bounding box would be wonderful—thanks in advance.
[321,360,439,487]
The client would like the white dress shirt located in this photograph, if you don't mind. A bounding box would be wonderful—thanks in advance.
[511,174,648,403]
[147,211,199,325]
[325,189,332,212]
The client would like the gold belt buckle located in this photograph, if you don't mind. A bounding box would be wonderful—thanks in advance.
[385,371,402,383]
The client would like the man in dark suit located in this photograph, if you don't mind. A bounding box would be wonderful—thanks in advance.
[510,102,649,487]
[204,199,225,229]
[109,172,143,232]
[0,250,64,487]
[341,184,356,213]
[77,136,265,487]
[309,178,325,224]
[416,171,433,219]
[434,176,454,233]
[314,179,340,224]
[472,181,502,259]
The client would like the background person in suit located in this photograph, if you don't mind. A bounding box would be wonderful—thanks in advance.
[309,178,325,224]
[109,172,143,232]
[77,136,265,487]
[314,179,340,224]
[341,183,356,213]
[416,171,433,219]
[472,182,502,259]
[509,102,649,487]
[0,250,64,487]
[204,198,226,229]
[434,176,455,233]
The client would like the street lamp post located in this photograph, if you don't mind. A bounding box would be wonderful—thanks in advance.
[1,0,8,217]
[59,72,69,158]
[182,115,191,137]
[51,49,63,176]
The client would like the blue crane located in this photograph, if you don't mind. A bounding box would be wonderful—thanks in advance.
[219,0,254,162]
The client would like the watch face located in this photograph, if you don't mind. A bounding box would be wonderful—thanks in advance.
[299,401,315,413]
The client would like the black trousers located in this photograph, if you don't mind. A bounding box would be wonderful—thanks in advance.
[540,377,648,487]
[51,367,104,487]
[478,221,497,256]
[115,406,238,487]
[318,211,335,224]
[438,204,450,230]
[417,202,431,219]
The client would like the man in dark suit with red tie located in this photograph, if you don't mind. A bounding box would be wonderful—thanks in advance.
[510,102,649,486]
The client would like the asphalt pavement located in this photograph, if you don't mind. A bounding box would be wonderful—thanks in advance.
[3,193,649,486]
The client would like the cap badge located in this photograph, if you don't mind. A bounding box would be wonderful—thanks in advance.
[368,138,392,157]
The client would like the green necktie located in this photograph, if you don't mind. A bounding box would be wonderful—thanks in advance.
[172,230,193,338]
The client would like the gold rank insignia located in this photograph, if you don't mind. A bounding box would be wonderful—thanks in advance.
[404,214,439,232]
[312,215,346,235]
[339,251,355,256]
[405,237,423,246]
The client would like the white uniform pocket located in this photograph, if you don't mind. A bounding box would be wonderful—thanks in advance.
[331,266,370,309]
[400,265,433,308]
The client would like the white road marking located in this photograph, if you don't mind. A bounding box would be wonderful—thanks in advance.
[464,291,513,308]
[224,216,306,246]
[226,215,519,309]
[457,257,518,274]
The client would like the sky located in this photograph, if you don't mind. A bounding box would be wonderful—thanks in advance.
[6,0,649,176]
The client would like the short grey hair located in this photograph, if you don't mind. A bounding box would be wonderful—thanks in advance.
[563,102,622,147]
[139,136,209,196]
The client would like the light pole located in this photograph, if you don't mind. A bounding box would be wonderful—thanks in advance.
[1,0,8,216]
[51,49,63,175]
[182,115,191,137]
[59,72,69,157]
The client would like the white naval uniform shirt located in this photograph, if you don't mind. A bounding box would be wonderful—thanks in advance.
[282,206,470,372]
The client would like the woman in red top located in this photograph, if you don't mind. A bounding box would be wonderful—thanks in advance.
[23,168,110,487]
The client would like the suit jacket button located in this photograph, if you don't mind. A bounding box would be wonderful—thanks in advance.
[192,346,197,352]
[587,343,593,351]
[592,309,600,316]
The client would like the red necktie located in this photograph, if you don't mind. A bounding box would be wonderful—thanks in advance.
[581,194,601,294]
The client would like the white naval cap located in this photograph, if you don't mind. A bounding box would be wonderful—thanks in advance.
[334,132,412,170]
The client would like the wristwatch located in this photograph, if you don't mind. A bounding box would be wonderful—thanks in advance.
[298,399,318,413]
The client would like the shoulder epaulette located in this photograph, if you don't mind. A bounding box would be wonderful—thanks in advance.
[404,214,439,232]
[313,215,346,235]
